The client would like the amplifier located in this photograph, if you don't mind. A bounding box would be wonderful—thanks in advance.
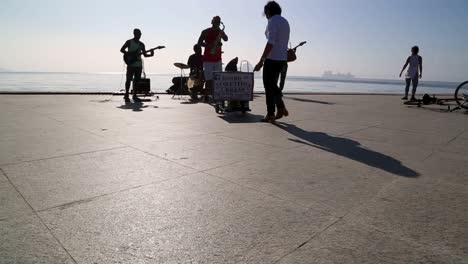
[134,78,151,95]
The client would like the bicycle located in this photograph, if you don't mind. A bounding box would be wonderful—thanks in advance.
[404,81,468,112]
[454,80,468,110]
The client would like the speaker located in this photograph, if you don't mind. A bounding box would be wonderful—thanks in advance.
[134,78,151,95]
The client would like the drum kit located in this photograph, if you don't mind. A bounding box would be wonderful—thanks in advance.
[172,62,190,98]
[172,62,204,98]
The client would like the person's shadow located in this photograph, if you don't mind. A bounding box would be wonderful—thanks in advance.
[275,122,419,177]
[117,100,149,112]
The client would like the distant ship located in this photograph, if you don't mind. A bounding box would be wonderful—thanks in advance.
[322,71,355,79]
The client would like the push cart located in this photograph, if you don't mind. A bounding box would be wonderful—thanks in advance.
[213,61,254,114]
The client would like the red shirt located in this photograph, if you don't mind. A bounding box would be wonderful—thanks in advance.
[203,28,223,62]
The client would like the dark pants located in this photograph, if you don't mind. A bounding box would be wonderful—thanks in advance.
[125,66,142,96]
[263,59,286,116]
[279,63,288,91]
[405,76,419,97]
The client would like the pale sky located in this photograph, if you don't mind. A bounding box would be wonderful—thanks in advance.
[1,0,467,81]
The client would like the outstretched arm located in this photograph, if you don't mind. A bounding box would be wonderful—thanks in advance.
[141,43,154,57]
[120,40,129,54]
[399,57,409,77]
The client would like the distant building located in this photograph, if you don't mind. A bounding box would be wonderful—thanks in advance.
[322,71,355,79]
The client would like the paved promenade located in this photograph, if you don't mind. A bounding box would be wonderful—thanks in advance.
[1,94,467,263]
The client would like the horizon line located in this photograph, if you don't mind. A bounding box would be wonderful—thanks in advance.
[0,70,462,84]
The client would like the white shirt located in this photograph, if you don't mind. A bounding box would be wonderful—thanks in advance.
[265,15,290,61]
[406,54,421,79]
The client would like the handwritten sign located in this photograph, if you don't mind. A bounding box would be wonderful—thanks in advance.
[213,72,254,101]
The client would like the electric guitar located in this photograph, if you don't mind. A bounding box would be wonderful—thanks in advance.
[287,41,307,62]
[292,41,307,51]
[123,46,165,65]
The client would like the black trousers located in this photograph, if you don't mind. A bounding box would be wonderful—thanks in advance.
[125,66,143,96]
[263,59,286,115]
[405,76,419,97]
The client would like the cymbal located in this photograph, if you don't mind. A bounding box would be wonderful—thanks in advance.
[174,62,190,69]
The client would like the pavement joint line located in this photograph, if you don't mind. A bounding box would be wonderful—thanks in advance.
[422,149,436,162]
[215,133,291,151]
[338,123,382,137]
[376,125,464,137]
[289,117,381,128]
[36,172,199,214]
[292,116,382,127]
[24,114,205,172]
[50,114,254,163]
[445,127,468,146]
[272,216,344,264]
[121,144,204,172]
[341,215,466,258]
[197,160,248,174]
[0,167,79,264]
[204,171,332,216]
[0,146,128,167]
[270,174,419,264]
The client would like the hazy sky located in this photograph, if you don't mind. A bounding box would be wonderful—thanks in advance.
[1,0,467,81]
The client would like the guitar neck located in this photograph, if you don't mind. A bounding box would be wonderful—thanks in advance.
[133,46,164,55]
[292,42,306,50]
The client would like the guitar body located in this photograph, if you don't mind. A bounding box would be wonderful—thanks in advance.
[123,53,139,66]
[287,41,307,63]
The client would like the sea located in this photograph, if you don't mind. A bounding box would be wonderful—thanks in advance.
[0,72,460,95]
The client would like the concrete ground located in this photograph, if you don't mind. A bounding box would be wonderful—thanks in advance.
[0,94,467,264]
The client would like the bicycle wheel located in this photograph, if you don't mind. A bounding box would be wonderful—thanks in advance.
[454,81,468,109]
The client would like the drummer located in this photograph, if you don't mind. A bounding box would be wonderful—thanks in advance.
[187,44,204,98]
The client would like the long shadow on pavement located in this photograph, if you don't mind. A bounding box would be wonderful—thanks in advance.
[283,96,335,105]
[275,122,419,178]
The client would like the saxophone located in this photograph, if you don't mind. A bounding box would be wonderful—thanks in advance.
[210,22,225,55]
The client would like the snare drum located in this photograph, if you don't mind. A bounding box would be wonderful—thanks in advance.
[187,76,203,90]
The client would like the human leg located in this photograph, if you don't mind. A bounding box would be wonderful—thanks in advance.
[411,76,419,100]
[203,61,222,102]
[269,60,288,119]
[132,67,143,99]
[203,62,214,101]
[125,67,134,99]
[263,59,280,118]
[403,78,410,100]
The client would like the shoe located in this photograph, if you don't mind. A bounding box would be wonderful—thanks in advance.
[275,111,284,120]
[261,115,276,124]
[124,95,130,101]
[410,97,417,101]
[401,96,408,100]
[275,107,289,120]
[133,95,141,101]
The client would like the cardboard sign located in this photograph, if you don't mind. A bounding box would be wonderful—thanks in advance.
[213,72,254,101]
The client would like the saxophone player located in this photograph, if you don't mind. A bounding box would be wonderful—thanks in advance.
[197,16,228,102]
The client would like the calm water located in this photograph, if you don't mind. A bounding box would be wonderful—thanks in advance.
[0,72,460,94]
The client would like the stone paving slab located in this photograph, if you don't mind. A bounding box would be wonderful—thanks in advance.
[346,178,468,259]
[277,220,466,264]
[205,147,399,217]
[0,171,32,221]
[39,173,336,263]
[0,94,467,263]
[2,147,196,211]
[0,214,75,264]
